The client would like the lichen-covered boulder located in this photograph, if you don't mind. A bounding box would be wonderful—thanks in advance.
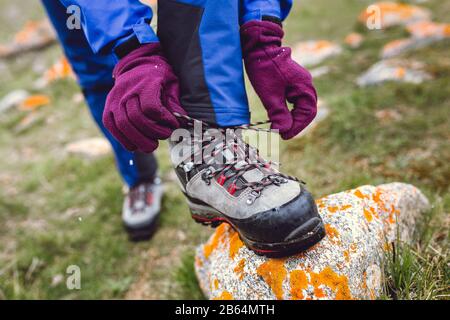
[195,183,429,300]
[358,2,431,29]
[357,59,432,86]
[381,21,450,58]
[0,20,56,59]
[292,40,342,67]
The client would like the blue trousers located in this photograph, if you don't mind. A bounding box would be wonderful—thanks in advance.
[41,0,157,187]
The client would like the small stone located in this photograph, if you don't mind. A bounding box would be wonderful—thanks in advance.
[375,109,403,123]
[65,138,111,158]
[51,274,64,287]
[357,59,432,87]
[292,40,342,67]
[344,33,364,49]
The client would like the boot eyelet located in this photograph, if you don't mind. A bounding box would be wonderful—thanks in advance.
[246,190,261,205]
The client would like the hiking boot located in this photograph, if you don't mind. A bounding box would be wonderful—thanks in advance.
[170,118,325,257]
[122,178,163,241]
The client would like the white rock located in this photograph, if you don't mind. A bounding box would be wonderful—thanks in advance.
[357,59,432,86]
[309,66,331,78]
[195,183,429,300]
[292,41,342,67]
[0,90,29,113]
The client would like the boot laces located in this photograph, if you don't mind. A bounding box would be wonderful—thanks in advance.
[173,113,302,204]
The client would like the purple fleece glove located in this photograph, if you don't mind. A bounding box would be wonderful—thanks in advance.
[103,43,186,153]
[241,20,318,140]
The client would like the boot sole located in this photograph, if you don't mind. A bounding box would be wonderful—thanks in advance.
[188,201,326,258]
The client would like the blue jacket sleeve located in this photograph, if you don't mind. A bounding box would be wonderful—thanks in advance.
[59,0,158,54]
[240,0,293,24]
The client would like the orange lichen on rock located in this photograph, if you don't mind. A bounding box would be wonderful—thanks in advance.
[353,189,367,199]
[257,259,287,300]
[343,250,350,263]
[234,258,246,280]
[19,95,50,110]
[388,203,400,224]
[325,224,340,244]
[328,206,339,213]
[214,291,234,300]
[315,198,326,209]
[214,278,219,290]
[364,208,373,222]
[229,231,244,259]
[195,255,203,268]
[203,224,228,259]
[310,267,352,300]
[341,204,352,210]
[327,204,353,214]
[289,270,308,300]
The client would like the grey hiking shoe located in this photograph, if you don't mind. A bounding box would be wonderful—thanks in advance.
[122,178,163,241]
[169,117,325,257]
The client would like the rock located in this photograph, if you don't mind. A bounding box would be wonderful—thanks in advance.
[0,89,29,113]
[375,109,403,123]
[292,99,330,139]
[357,59,432,86]
[65,138,111,158]
[0,19,56,59]
[195,183,429,300]
[35,57,75,88]
[406,21,450,39]
[358,2,431,29]
[344,33,364,49]
[292,40,342,67]
[309,66,331,78]
[14,112,44,133]
[381,38,422,59]
[381,21,450,58]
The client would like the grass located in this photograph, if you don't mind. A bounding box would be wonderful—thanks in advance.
[0,0,449,299]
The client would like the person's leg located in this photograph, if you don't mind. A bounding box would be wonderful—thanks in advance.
[41,0,157,187]
[41,0,163,241]
[158,0,250,127]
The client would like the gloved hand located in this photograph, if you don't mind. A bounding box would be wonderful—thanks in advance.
[241,20,317,140]
[103,43,186,153]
